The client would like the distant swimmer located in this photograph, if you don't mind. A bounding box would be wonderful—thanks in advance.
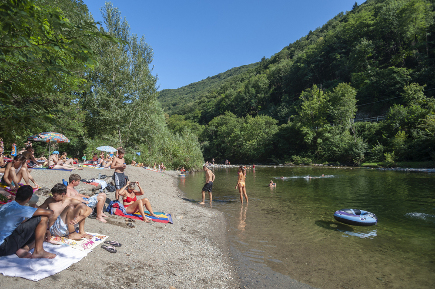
[269,180,276,187]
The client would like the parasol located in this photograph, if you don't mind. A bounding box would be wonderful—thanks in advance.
[96,146,118,152]
[28,132,70,156]
[28,132,70,143]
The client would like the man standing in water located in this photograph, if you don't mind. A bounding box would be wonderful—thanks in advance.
[111,147,127,201]
[199,165,215,205]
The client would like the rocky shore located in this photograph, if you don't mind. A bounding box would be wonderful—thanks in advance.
[0,166,239,289]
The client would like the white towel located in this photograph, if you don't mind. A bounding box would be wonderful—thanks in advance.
[0,242,88,281]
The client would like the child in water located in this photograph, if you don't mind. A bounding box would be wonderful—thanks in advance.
[269,180,276,187]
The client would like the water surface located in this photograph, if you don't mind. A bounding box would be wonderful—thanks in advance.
[179,166,435,289]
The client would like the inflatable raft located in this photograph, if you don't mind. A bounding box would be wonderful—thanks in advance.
[334,209,377,226]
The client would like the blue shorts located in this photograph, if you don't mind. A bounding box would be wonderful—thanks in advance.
[50,215,69,237]
[83,195,98,208]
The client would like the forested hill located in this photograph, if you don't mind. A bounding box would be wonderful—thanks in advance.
[162,0,435,165]
[161,0,434,124]
[158,62,259,115]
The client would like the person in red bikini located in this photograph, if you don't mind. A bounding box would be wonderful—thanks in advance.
[119,181,157,222]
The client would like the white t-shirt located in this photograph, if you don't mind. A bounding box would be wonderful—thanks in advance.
[0,201,37,245]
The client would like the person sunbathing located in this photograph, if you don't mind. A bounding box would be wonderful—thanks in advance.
[48,151,77,170]
[23,146,40,167]
[1,154,39,190]
[119,181,157,222]
[39,183,92,240]
[66,173,108,223]
[60,152,75,166]
[0,185,56,259]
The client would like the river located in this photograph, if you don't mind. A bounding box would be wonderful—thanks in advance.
[178,166,435,289]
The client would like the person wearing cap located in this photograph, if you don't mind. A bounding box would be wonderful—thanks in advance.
[48,151,76,170]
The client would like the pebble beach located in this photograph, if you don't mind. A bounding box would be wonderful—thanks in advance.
[0,166,239,289]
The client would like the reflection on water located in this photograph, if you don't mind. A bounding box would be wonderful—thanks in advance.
[179,166,435,289]
[238,205,248,232]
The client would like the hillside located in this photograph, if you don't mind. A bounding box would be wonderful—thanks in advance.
[158,62,259,115]
[160,0,435,165]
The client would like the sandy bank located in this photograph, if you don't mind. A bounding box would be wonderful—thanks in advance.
[0,166,239,289]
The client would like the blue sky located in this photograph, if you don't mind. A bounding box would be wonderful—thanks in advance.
[84,0,365,90]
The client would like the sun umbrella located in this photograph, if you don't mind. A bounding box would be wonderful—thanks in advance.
[28,132,70,157]
[96,146,118,152]
[28,132,70,143]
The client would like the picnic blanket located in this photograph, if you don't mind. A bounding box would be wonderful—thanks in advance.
[113,208,173,224]
[0,242,87,281]
[49,232,108,251]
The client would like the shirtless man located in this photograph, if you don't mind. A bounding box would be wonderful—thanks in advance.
[1,154,39,190]
[39,183,92,240]
[199,165,215,205]
[111,147,127,201]
[60,152,75,166]
[66,174,108,223]
[23,146,39,167]
[48,151,76,170]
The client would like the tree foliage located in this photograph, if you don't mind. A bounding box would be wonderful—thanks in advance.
[162,0,435,165]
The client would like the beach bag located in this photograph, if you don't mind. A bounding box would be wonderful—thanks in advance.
[106,183,116,192]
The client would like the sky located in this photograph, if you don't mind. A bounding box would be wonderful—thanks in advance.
[83,0,365,90]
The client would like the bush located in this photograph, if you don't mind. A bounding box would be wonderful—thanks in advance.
[292,155,312,165]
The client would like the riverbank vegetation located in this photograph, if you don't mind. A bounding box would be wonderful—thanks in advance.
[0,0,203,169]
[160,0,435,166]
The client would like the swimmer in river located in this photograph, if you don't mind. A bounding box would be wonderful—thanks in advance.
[269,180,276,187]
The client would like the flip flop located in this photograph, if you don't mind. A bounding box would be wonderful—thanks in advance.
[104,240,122,247]
[126,223,135,228]
[101,245,117,253]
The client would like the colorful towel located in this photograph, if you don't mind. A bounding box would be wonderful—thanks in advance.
[0,184,37,205]
[113,208,173,224]
[49,232,108,251]
[31,167,73,171]
[0,242,88,281]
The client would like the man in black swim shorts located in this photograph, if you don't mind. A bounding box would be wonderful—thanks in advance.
[111,148,128,201]
[199,165,215,206]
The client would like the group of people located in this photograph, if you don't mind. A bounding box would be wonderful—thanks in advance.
[0,147,158,259]
[199,165,249,206]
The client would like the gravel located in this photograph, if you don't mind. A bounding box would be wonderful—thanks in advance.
[0,166,240,289]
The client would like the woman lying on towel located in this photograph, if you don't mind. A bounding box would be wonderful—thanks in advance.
[119,181,157,222]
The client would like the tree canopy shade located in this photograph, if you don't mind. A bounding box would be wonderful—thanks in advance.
[0,0,115,143]
[0,0,204,169]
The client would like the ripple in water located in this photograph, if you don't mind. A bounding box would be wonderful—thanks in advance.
[405,212,435,223]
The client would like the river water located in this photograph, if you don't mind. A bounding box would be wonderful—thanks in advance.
[178,166,435,289]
